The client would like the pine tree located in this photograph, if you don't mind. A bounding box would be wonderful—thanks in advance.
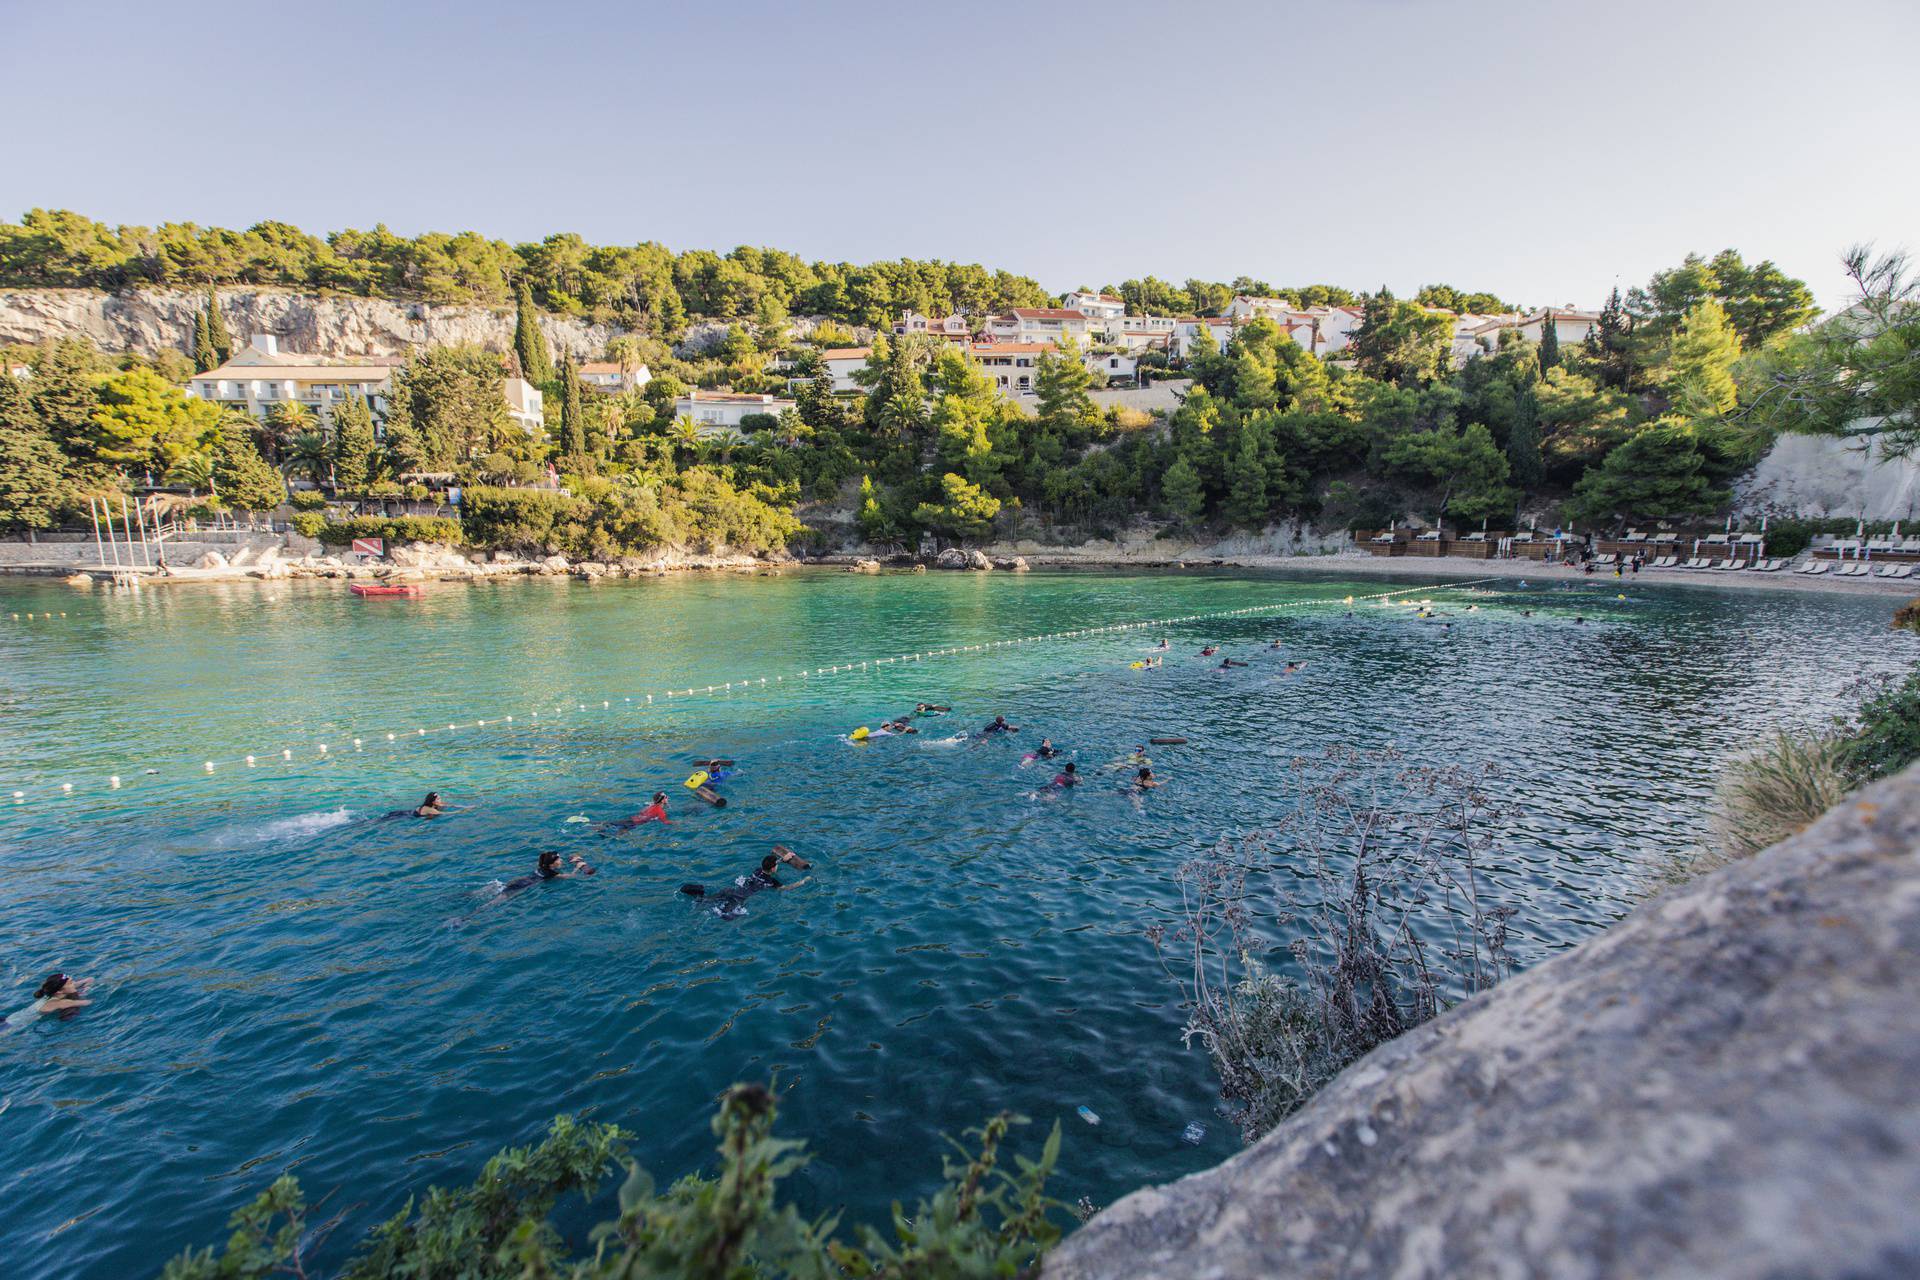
[0,376,70,534]
[513,284,553,384]
[193,309,218,373]
[1588,287,1633,390]
[330,395,381,492]
[205,292,232,364]
[211,418,287,513]
[1538,310,1560,371]
[1160,453,1206,525]
[29,338,102,457]
[1665,300,1742,419]
[1223,430,1269,528]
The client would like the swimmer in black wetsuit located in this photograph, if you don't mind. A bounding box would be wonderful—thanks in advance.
[681,847,812,919]
[486,850,593,908]
[1218,657,1247,668]
[980,715,1018,735]
[1034,738,1060,759]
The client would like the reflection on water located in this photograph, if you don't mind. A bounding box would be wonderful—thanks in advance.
[0,569,1912,1279]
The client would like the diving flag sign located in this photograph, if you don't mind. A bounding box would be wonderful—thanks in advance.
[351,537,385,558]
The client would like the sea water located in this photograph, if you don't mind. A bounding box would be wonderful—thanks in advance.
[1,568,1912,1278]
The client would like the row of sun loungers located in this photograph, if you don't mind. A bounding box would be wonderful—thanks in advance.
[1794,561,1915,579]
[1644,556,1790,571]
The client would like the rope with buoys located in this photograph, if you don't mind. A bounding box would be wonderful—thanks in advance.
[7,578,1500,804]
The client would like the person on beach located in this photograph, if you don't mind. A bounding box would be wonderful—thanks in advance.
[681,847,812,919]
[487,851,593,907]
[6,973,93,1026]
[617,793,671,828]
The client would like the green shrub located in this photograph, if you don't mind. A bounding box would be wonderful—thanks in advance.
[1703,732,1852,867]
[289,490,328,512]
[1836,668,1920,782]
[1895,598,1920,636]
[290,511,327,539]
[160,1085,1061,1280]
[459,487,591,554]
[313,516,462,547]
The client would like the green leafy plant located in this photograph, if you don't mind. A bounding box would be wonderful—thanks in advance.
[161,1085,1062,1280]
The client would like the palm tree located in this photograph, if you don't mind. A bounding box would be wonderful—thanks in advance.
[283,431,335,489]
[257,401,317,464]
[669,415,704,465]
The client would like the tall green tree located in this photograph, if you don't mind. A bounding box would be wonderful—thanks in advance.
[257,400,316,464]
[557,350,588,461]
[1350,290,1454,388]
[28,337,103,455]
[1537,311,1560,371]
[1222,429,1270,527]
[192,308,217,372]
[1160,453,1205,525]
[383,346,512,471]
[1506,386,1544,488]
[1665,300,1742,418]
[513,283,553,384]
[1382,423,1515,525]
[1569,421,1730,522]
[205,292,232,364]
[0,376,71,533]
[211,418,288,512]
[912,471,1001,540]
[330,395,381,491]
[1584,287,1634,390]
[1628,249,1815,349]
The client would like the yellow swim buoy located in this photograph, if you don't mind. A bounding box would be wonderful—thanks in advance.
[1129,661,1146,670]
[685,770,709,789]
[850,727,869,742]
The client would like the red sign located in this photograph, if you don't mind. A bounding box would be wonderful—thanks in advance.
[351,538,385,558]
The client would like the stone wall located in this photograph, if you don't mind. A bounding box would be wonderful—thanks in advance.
[1044,763,1920,1280]
[0,287,623,360]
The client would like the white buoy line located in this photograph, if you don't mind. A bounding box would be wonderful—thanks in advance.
[8,579,1497,804]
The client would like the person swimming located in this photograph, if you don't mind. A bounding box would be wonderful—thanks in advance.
[1154,638,1169,650]
[680,847,812,919]
[1269,638,1284,650]
[1282,661,1305,674]
[486,851,593,907]
[913,703,951,716]
[1199,645,1218,657]
[414,792,445,817]
[1133,766,1161,791]
[1034,739,1060,759]
[6,973,93,1027]
[1049,761,1079,788]
[615,792,671,829]
[980,715,1018,735]
[1218,657,1247,668]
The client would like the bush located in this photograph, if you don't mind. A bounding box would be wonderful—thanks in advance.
[161,1084,1062,1280]
[1674,732,1853,882]
[1835,668,1920,782]
[290,511,327,539]
[312,515,462,548]
[289,490,328,512]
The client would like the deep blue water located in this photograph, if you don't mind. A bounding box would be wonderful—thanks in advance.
[1,568,1913,1278]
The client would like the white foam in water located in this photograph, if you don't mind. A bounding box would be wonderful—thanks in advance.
[251,808,355,842]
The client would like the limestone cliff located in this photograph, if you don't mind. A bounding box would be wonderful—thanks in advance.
[0,287,623,360]
[1045,762,1920,1280]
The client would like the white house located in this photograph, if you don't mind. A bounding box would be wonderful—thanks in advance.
[673,390,798,436]
[1088,349,1138,384]
[894,311,972,341]
[185,335,395,422]
[1063,291,1127,326]
[984,308,1093,346]
[578,361,651,394]
[1170,317,1237,359]
[819,348,874,393]
[504,378,544,433]
[965,343,1048,394]
[1457,307,1600,360]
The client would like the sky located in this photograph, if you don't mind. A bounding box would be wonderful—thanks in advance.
[2,0,1916,311]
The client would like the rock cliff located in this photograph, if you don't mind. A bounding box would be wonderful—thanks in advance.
[1045,762,1920,1280]
[0,287,623,360]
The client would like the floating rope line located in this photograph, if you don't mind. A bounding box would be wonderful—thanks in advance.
[8,579,1498,803]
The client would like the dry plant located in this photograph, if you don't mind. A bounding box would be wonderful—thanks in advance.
[1148,745,1518,1143]
[1658,730,1854,890]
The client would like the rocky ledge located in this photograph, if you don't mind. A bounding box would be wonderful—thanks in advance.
[153,541,787,582]
[1045,762,1920,1280]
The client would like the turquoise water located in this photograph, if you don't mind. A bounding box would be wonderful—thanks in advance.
[2,568,1914,1277]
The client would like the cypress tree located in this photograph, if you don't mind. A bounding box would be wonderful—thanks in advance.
[1538,310,1560,371]
[1507,386,1544,489]
[205,292,232,364]
[559,352,586,459]
[193,309,217,372]
[514,284,554,385]
[330,394,381,492]
[211,418,287,514]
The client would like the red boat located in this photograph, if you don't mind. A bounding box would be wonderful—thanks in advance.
[349,583,423,598]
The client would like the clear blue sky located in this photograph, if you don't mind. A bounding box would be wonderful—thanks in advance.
[3,0,1915,310]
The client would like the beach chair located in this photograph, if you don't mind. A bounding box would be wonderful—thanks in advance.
[1758,558,1785,571]
[1591,553,1617,566]
[1875,564,1913,579]
[1802,561,1831,575]
[1683,557,1709,569]
[1840,563,1870,577]
[1716,559,1745,571]
[1654,556,1678,568]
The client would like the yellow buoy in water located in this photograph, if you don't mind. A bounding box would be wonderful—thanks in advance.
[685,770,709,789]
[850,727,870,742]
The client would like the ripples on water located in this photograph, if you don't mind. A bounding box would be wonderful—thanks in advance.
[1,569,1913,1278]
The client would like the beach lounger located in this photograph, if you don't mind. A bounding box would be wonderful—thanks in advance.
[1875,564,1914,579]
[1757,558,1785,571]
[1591,553,1617,566]
[1683,557,1710,569]
[1801,561,1831,575]
[1839,564,1870,577]
[1653,556,1678,568]
[1716,559,1745,571]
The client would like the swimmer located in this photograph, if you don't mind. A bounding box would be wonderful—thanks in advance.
[1522,609,1533,617]
[1269,638,1284,650]
[614,792,671,829]
[1575,616,1586,624]
[1034,738,1061,759]
[486,850,594,908]
[1218,657,1247,669]
[1051,761,1080,788]
[6,973,93,1026]
[1199,645,1218,657]
[1133,766,1161,791]
[1283,661,1305,674]
[913,703,951,716]
[980,715,1019,735]
[414,791,445,817]
[885,719,918,735]
[680,848,812,919]
[1155,638,1169,650]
